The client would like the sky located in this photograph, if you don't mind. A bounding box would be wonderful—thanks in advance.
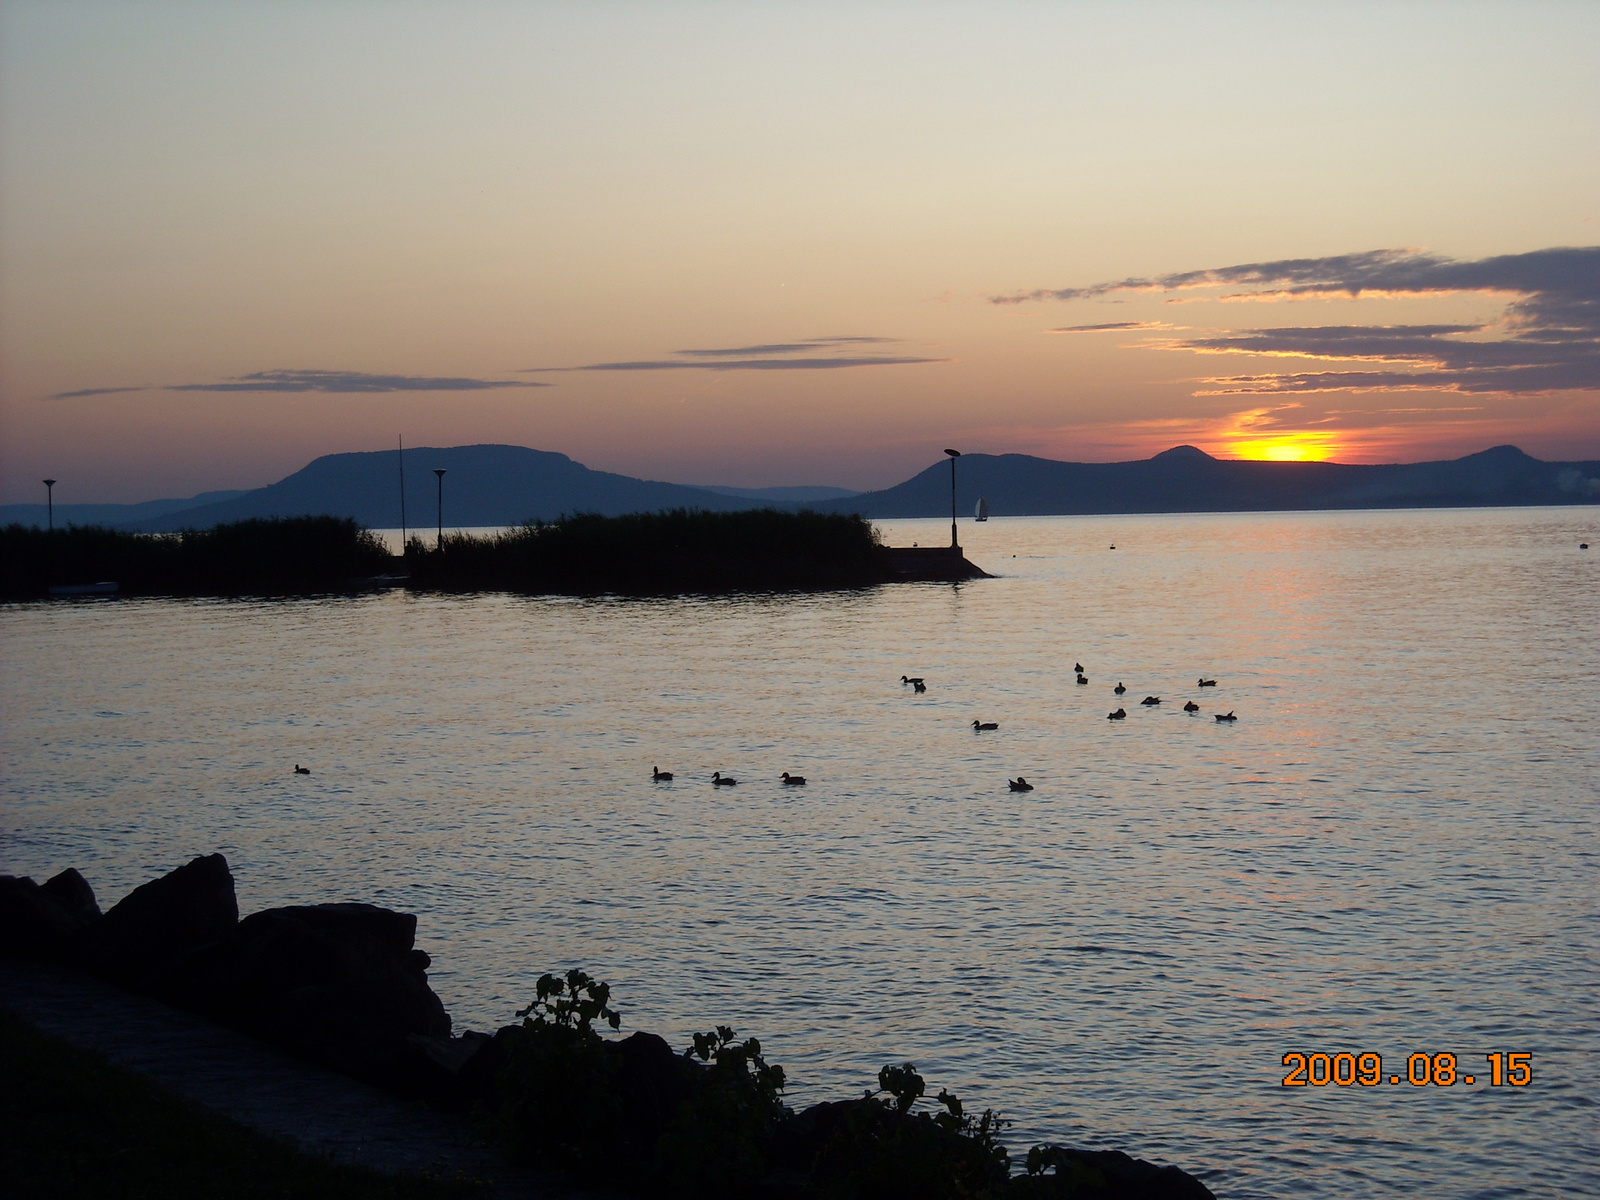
[2,1,1597,503]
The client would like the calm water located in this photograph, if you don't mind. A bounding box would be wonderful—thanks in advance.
[3,508,1597,1198]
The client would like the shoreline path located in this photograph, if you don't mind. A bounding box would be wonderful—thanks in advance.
[0,958,581,1200]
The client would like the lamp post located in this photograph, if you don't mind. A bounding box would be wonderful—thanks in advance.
[943,449,961,550]
[43,479,56,532]
[433,469,447,548]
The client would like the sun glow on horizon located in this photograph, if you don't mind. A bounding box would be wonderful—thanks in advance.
[1223,435,1344,462]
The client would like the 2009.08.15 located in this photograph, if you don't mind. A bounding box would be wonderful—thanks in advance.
[1281,1052,1532,1087]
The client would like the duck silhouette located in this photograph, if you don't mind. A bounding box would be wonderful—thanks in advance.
[294,764,310,775]
[712,771,739,785]
[1076,673,1088,685]
[1141,696,1161,706]
[652,766,673,781]
[1108,708,1127,720]
[972,720,999,731]
[1215,711,1237,722]
[913,680,927,693]
[1008,777,1034,792]
[1073,663,1084,673]
[781,772,807,785]
[901,675,925,685]
[1183,701,1199,712]
[1198,678,1217,687]
[1113,682,1126,695]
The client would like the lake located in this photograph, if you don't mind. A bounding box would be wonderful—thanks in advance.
[3,506,1596,1198]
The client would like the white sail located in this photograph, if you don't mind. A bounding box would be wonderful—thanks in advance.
[974,496,989,521]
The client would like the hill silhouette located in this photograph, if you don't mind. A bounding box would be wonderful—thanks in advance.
[131,445,765,532]
[813,444,1600,517]
[103,442,1600,533]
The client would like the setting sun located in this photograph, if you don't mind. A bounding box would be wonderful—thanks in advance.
[1223,435,1343,462]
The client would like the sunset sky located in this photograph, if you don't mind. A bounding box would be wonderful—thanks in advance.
[2,1,1597,503]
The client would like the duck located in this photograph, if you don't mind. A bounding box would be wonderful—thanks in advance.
[1183,701,1199,713]
[1008,777,1034,792]
[781,772,807,785]
[652,766,673,781]
[1215,711,1237,723]
[1076,673,1088,685]
[1073,663,1084,673]
[1198,678,1217,687]
[972,720,999,731]
[294,764,310,775]
[1113,682,1126,695]
[1140,696,1161,706]
[1108,708,1127,720]
[712,771,739,785]
[913,680,927,693]
[901,676,925,685]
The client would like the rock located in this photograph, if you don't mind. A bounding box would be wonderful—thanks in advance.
[1014,1146,1216,1199]
[396,1030,495,1108]
[153,901,451,1087]
[42,868,101,924]
[65,853,238,987]
[605,1031,697,1156]
[0,872,100,959]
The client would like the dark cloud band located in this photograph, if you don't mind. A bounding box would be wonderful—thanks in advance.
[998,246,1600,396]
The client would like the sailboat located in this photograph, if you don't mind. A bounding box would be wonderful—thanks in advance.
[974,496,989,522]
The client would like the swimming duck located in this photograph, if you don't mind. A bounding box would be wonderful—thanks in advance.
[1183,701,1199,712]
[712,771,739,785]
[781,772,807,785]
[1108,708,1127,720]
[294,764,310,775]
[901,676,925,685]
[1215,711,1237,722]
[1198,678,1217,687]
[913,680,927,693]
[1076,673,1088,685]
[1113,682,1126,695]
[1009,777,1034,792]
[972,720,999,731]
[652,766,673,781]
[1141,696,1161,706]
[1073,663,1084,673]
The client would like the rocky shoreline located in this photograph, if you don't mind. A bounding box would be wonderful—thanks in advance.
[2,855,1214,1199]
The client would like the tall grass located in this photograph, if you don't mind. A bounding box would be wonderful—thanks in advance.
[0,517,393,599]
[406,509,888,594]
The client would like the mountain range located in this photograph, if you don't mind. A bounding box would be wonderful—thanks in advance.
[3,443,1595,532]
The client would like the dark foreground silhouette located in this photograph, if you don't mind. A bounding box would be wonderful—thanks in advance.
[406,509,896,594]
[1,516,392,600]
[1,856,1214,1200]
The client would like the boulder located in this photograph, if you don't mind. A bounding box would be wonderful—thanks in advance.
[1013,1146,1216,1199]
[154,901,451,1087]
[65,853,237,987]
[0,870,100,959]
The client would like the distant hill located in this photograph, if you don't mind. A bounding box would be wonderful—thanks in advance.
[697,484,860,502]
[811,445,1600,518]
[129,445,773,532]
[0,490,249,530]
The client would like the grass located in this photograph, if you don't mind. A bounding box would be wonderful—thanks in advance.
[405,508,889,594]
[0,1009,488,1200]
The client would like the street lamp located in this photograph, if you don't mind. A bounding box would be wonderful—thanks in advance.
[943,450,961,550]
[42,479,56,532]
[433,469,447,547]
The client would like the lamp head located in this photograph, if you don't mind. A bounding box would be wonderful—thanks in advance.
[944,448,961,458]
[43,478,56,487]
[433,468,447,478]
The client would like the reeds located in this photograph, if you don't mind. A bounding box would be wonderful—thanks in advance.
[0,517,393,599]
[405,508,887,594]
